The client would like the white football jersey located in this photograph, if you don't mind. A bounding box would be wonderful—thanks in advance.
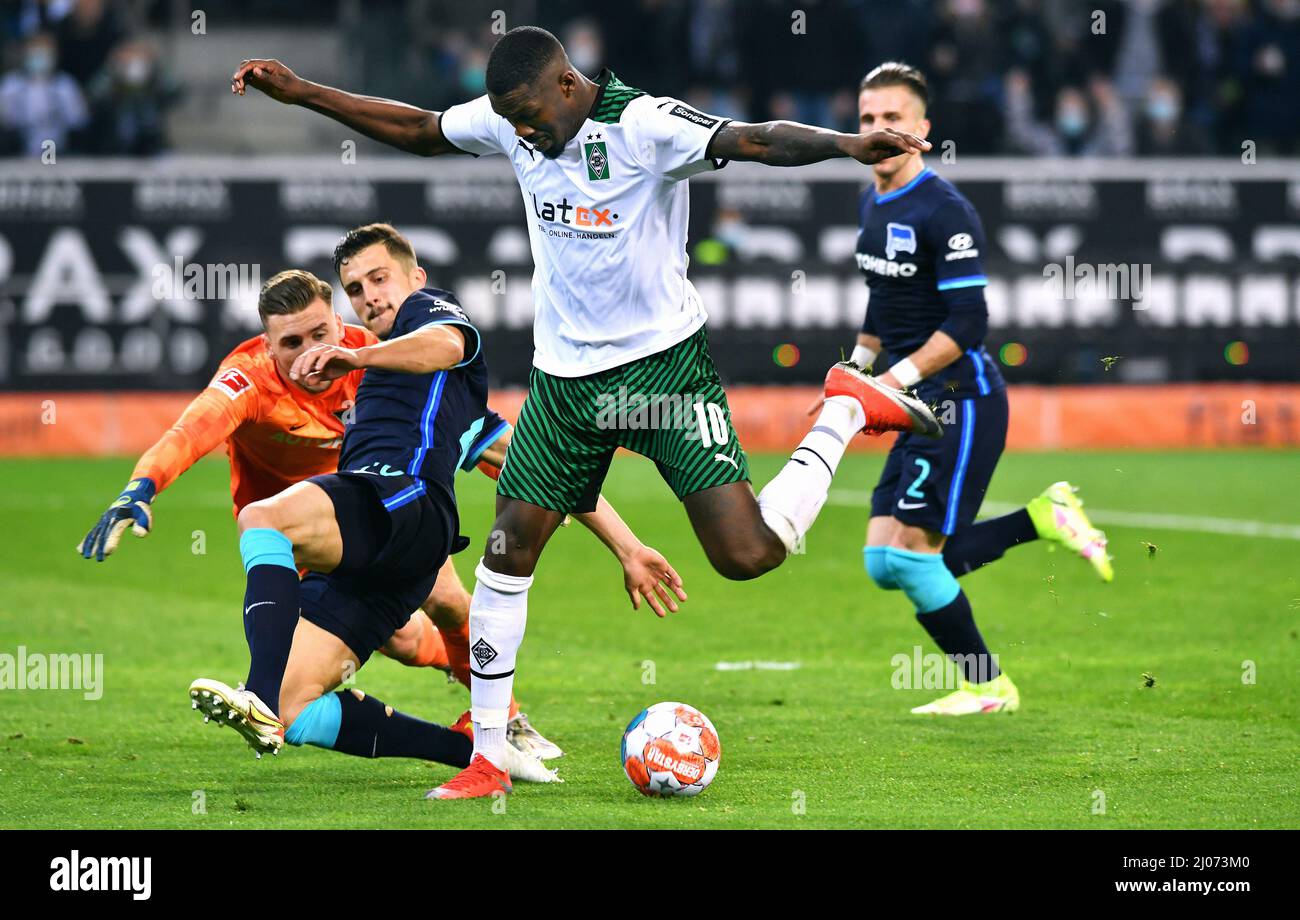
[440,70,729,377]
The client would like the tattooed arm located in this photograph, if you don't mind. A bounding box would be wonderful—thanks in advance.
[708,121,929,166]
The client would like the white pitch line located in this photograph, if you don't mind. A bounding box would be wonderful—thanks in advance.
[826,492,1300,541]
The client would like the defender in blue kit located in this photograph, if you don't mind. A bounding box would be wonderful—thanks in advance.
[186,224,559,784]
[850,64,1114,717]
[856,160,1007,538]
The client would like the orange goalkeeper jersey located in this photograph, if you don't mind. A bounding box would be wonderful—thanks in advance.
[132,324,377,515]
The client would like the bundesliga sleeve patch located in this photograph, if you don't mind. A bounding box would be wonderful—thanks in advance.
[668,104,719,129]
[211,367,253,400]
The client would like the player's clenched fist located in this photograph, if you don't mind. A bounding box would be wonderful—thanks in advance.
[847,128,931,165]
[290,342,364,384]
[78,478,156,562]
[231,58,305,103]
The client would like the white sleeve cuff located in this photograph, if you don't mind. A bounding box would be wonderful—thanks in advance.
[889,357,923,388]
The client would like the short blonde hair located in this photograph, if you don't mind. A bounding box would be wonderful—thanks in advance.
[257,269,333,326]
[860,62,929,112]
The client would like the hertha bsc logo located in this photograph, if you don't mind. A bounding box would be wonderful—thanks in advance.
[885,222,917,260]
[584,140,609,181]
[471,638,498,669]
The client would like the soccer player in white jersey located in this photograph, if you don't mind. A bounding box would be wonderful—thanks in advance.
[233,26,940,798]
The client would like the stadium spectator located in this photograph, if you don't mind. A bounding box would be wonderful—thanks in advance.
[861,0,936,75]
[1000,0,1056,101]
[84,38,181,155]
[680,0,744,118]
[1200,0,1254,153]
[927,0,1008,153]
[1233,0,1300,153]
[1004,70,1133,156]
[0,0,1286,160]
[0,31,87,157]
[737,0,867,130]
[1,0,75,44]
[1136,76,1212,155]
[1107,0,1165,105]
[1149,1,1213,113]
[54,0,123,87]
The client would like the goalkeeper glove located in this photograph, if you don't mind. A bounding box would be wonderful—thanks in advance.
[78,477,156,562]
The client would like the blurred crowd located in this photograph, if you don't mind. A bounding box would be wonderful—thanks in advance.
[517,0,1300,157]
[2,0,1298,157]
[0,0,181,155]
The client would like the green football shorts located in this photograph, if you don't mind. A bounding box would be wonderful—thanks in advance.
[498,327,751,514]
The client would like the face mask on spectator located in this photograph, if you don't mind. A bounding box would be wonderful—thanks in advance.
[25,49,54,77]
[122,57,151,87]
[1057,109,1088,137]
[459,64,486,95]
[569,40,599,75]
[1146,95,1179,124]
[715,216,747,250]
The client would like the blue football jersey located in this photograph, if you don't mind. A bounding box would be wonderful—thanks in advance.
[855,167,1004,400]
[339,287,488,491]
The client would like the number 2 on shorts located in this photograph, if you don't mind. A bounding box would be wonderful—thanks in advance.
[906,458,930,499]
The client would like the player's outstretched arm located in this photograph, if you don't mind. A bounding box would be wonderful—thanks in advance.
[709,120,930,167]
[573,496,688,619]
[290,324,466,384]
[77,387,247,561]
[231,58,461,157]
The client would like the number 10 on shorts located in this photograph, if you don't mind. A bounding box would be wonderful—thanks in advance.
[692,401,729,447]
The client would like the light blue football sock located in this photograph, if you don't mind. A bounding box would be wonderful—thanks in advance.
[883,546,961,613]
[283,693,342,748]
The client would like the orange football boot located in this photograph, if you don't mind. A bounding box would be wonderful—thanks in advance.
[425,754,513,800]
[824,361,943,438]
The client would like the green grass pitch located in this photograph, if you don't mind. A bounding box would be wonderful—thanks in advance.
[1,450,1296,829]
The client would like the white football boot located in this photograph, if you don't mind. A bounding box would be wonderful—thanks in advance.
[189,677,284,758]
[449,710,560,783]
[507,711,564,761]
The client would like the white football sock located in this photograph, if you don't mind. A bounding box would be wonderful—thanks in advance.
[468,558,532,770]
[757,396,865,553]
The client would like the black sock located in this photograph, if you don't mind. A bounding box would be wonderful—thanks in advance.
[242,563,300,713]
[942,509,1037,576]
[915,590,1001,683]
[333,690,472,767]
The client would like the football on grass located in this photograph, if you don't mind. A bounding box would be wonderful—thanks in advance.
[621,701,721,797]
